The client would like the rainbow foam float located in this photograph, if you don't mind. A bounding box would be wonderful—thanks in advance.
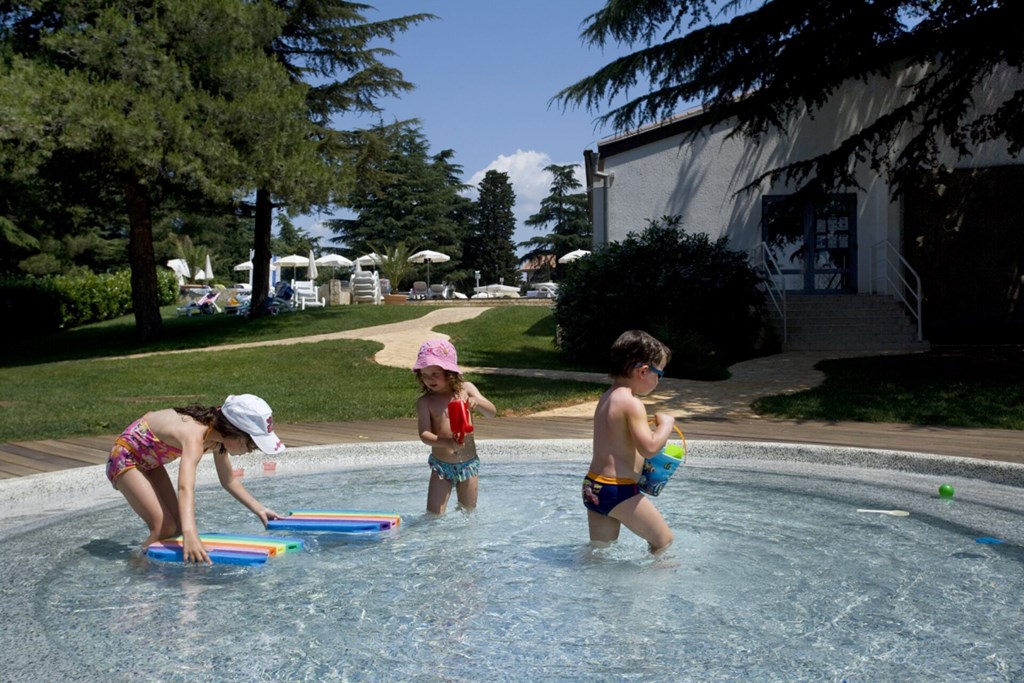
[146,533,305,566]
[267,510,402,533]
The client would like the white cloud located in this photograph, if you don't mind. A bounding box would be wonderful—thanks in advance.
[467,150,584,246]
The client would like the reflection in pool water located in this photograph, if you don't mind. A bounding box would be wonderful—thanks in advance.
[1,443,1023,682]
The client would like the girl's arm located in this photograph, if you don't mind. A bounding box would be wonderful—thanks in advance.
[175,435,210,565]
[464,381,496,418]
[213,447,280,525]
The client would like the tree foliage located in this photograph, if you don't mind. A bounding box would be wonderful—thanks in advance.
[464,170,519,287]
[519,164,591,279]
[0,0,318,341]
[329,123,472,286]
[241,1,434,316]
[556,1,1024,194]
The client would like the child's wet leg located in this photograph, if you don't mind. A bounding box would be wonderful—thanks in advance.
[115,468,179,545]
[611,494,674,554]
[454,475,478,512]
[426,471,454,515]
[587,509,621,547]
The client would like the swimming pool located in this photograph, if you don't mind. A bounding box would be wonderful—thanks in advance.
[1,440,1022,682]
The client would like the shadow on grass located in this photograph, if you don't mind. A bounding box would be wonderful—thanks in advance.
[752,346,1024,429]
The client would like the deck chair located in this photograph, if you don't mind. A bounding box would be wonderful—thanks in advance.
[292,280,325,310]
[410,281,428,300]
[176,290,221,316]
[350,270,382,304]
[429,283,446,299]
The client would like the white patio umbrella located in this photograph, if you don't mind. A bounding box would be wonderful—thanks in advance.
[275,253,309,280]
[316,253,353,267]
[315,252,353,279]
[558,249,591,264]
[355,252,386,268]
[407,249,450,287]
[233,260,254,288]
[306,250,318,280]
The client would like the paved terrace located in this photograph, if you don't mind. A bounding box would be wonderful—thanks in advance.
[1,307,1021,479]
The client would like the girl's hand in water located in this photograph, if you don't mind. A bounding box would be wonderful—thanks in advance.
[183,531,211,565]
[256,508,282,526]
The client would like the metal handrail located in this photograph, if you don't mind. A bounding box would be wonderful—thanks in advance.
[758,242,787,344]
[870,240,923,341]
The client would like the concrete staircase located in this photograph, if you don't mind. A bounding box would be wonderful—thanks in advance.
[770,294,929,352]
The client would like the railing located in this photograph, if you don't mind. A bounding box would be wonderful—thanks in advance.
[870,239,923,341]
[757,242,787,344]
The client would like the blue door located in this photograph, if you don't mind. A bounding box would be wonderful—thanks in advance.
[762,194,857,293]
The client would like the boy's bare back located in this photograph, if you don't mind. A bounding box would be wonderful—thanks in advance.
[589,385,647,480]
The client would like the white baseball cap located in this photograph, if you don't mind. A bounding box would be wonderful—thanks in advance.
[221,394,285,454]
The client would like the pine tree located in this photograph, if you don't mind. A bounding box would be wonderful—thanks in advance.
[329,123,472,285]
[465,170,519,287]
[244,2,435,316]
[520,164,591,280]
[555,1,1024,194]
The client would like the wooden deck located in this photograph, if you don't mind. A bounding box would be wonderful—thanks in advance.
[2,415,1021,480]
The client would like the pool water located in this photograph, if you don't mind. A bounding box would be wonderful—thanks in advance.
[2,457,1023,682]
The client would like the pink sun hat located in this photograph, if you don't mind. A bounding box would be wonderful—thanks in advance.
[412,338,462,374]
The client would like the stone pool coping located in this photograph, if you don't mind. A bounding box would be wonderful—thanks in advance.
[2,438,1023,539]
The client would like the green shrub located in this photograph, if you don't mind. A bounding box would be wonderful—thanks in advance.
[0,268,180,335]
[553,218,769,380]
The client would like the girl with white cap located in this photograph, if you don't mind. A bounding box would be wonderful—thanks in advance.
[105,394,286,564]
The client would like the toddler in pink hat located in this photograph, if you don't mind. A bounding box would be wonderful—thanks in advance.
[412,339,496,515]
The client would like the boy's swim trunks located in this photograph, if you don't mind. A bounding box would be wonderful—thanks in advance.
[106,418,183,486]
[582,472,640,516]
[428,455,480,484]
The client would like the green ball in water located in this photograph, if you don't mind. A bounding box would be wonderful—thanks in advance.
[939,483,955,498]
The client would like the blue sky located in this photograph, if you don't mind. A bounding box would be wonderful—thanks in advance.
[302,1,635,249]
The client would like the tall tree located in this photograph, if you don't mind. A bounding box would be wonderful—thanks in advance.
[519,164,591,279]
[329,122,472,284]
[465,170,519,286]
[555,1,1024,195]
[0,0,316,342]
[242,2,434,316]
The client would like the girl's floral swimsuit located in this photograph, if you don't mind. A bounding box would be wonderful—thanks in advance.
[106,417,185,487]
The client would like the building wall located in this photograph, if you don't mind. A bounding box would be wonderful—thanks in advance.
[594,63,1023,293]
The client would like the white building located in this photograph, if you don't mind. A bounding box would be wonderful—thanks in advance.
[584,62,1024,348]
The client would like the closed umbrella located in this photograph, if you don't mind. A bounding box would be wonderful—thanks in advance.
[408,249,451,287]
[202,254,214,282]
[307,250,318,280]
[167,259,190,283]
[558,249,591,264]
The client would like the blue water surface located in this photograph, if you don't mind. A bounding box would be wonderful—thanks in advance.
[1,459,1022,682]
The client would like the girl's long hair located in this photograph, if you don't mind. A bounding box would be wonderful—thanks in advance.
[415,369,465,397]
[174,405,248,439]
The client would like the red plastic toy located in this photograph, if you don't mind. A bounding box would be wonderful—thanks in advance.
[448,399,474,445]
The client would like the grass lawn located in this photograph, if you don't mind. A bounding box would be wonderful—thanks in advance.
[3,303,1021,441]
[0,305,605,442]
[752,347,1024,430]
